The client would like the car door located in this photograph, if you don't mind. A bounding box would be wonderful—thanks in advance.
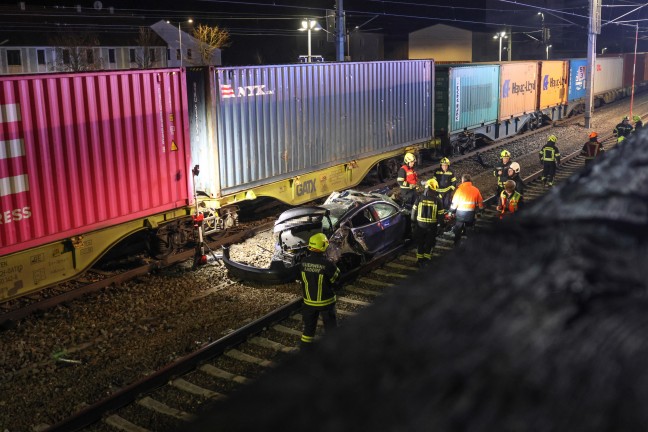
[348,204,384,255]
[370,201,407,251]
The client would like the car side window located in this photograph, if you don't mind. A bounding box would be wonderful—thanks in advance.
[350,207,375,227]
[372,203,398,220]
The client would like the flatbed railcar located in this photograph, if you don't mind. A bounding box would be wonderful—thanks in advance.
[0,60,435,302]
[436,54,648,155]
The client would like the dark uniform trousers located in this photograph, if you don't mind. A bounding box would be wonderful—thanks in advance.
[300,254,340,348]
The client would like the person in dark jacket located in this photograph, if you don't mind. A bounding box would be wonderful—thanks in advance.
[614,116,633,143]
[299,233,340,349]
[580,132,605,166]
[433,157,456,210]
[411,178,446,266]
[506,162,525,194]
[633,115,643,131]
[539,134,561,187]
[493,149,512,196]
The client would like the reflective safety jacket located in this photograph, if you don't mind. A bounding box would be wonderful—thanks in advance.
[433,168,457,195]
[539,143,561,164]
[450,181,484,222]
[300,253,340,307]
[493,160,512,189]
[397,164,418,189]
[580,139,604,160]
[412,189,445,228]
[499,190,523,218]
[614,122,633,142]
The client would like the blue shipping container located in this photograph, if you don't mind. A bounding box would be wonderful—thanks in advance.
[447,65,500,134]
[568,59,588,102]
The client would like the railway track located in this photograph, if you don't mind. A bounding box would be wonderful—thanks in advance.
[2,91,644,329]
[43,133,614,432]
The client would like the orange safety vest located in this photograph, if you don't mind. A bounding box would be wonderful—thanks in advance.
[499,190,521,219]
[397,164,418,189]
[451,181,484,213]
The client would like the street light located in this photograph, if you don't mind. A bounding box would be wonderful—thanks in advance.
[299,19,322,62]
[493,31,507,61]
[546,44,552,60]
[167,18,193,67]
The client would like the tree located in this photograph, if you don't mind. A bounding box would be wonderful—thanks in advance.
[193,24,230,65]
[134,27,159,69]
[48,32,102,72]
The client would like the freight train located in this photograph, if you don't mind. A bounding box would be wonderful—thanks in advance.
[1,54,646,303]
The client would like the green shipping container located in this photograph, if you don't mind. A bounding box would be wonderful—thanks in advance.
[435,64,500,135]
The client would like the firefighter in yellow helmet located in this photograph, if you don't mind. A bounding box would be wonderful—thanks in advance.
[433,157,457,210]
[493,149,512,196]
[614,116,633,143]
[539,135,561,187]
[299,233,341,350]
[411,178,445,266]
[397,152,419,211]
[633,115,643,131]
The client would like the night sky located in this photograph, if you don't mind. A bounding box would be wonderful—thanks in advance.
[0,0,646,65]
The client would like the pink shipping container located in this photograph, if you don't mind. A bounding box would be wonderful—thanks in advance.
[498,62,538,121]
[0,69,190,257]
[538,61,569,110]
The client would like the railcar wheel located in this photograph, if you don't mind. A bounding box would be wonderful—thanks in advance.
[149,232,174,259]
[376,158,399,183]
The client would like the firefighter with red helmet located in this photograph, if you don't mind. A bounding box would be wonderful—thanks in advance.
[299,233,340,350]
[433,157,457,210]
[397,152,419,211]
[411,178,446,266]
[580,132,605,166]
[539,135,561,187]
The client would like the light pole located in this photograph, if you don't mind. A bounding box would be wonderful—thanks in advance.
[167,19,193,67]
[299,19,321,62]
[546,44,552,60]
[493,31,507,61]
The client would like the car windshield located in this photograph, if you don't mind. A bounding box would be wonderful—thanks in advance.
[322,200,360,230]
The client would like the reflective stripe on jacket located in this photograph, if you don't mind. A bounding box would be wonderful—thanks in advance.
[580,140,604,160]
[433,169,457,194]
[450,181,484,215]
[397,165,418,189]
[539,144,560,163]
[499,190,522,218]
[301,253,340,307]
[412,191,445,227]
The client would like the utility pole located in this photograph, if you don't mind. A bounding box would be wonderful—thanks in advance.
[585,0,601,129]
[507,26,512,61]
[336,0,344,61]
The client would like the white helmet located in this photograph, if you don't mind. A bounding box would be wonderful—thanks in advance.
[404,152,416,164]
[509,162,520,174]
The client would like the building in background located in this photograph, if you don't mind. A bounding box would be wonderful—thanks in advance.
[409,24,473,62]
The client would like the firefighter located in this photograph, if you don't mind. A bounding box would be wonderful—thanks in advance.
[411,178,446,266]
[397,152,419,211]
[633,115,643,131]
[494,149,512,196]
[580,132,605,166]
[506,162,525,194]
[614,116,633,143]
[497,180,523,219]
[539,135,561,187]
[449,174,484,246]
[433,157,457,210]
[299,233,341,350]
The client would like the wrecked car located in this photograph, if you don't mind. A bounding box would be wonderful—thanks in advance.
[222,190,410,283]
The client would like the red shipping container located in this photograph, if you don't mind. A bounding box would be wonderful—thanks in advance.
[0,69,190,256]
